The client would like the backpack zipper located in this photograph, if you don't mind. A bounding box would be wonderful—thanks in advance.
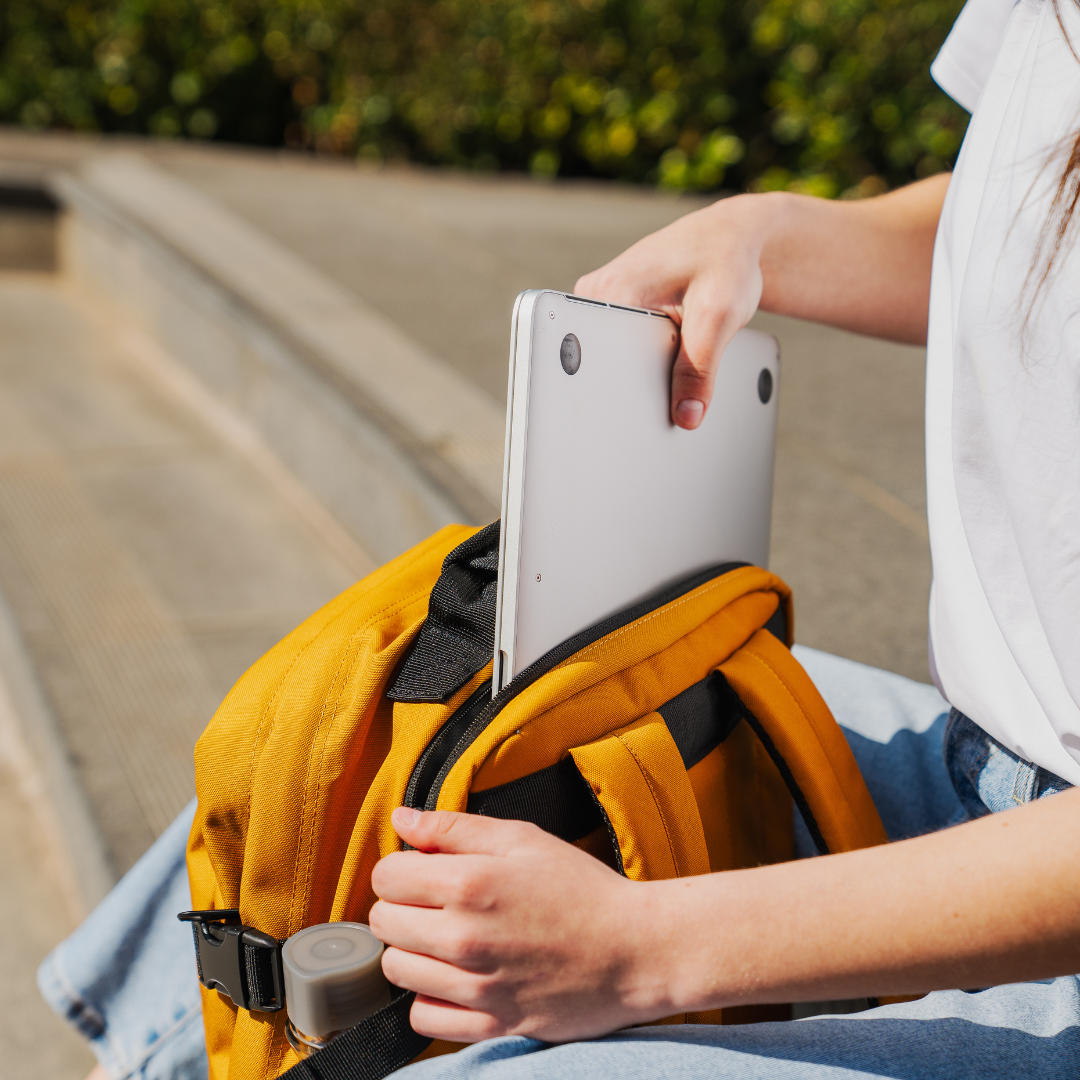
[403,561,747,813]
[403,684,492,811]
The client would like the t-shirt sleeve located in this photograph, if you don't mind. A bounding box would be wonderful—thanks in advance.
[930,0,1020,112]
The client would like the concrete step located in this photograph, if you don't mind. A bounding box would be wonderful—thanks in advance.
[0,271,369,881]
[0,269,370,1077]
[57,152,506,554]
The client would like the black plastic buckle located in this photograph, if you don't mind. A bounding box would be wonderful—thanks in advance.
[178,909,285,1012]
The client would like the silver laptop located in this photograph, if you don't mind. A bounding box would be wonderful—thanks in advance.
[493,289,779,693]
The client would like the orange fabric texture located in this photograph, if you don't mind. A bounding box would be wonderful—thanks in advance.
[687,722,793,873]
[458,571,785,801]
[187,527,886,1079]
[187,525,479,1079]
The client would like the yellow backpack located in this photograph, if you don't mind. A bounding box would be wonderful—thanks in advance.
[186,522,888,1080]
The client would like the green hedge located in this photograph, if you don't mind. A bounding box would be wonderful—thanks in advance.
[0,0,967,195]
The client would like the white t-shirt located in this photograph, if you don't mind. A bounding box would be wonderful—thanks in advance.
[928,0,1080,784]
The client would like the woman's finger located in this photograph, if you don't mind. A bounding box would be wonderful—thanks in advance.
[382,944,496,1005]
[670,286,733,428]
[574,211,702,311]
[575,248,688,312]
[372,896,507,970]
[370,850,482,906]
[368,900,467,962]
[409,995,509,1044]
[671,265,763,428]
[574,264,655,309]
[390,807,543,857]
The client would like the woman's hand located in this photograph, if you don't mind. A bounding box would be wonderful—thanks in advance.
[370,786,1080,1043]
[576,175,948,430]
[575,195,770,430]
[369,808,665,1043]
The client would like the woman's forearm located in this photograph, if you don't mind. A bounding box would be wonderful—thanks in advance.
[642,785,1080,1015]
[754,173,948,345]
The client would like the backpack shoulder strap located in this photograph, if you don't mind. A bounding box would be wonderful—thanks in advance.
[719,628,888,854]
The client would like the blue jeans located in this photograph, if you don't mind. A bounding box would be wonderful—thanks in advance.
[38,646,1076,1079]
[37,802,205,1080]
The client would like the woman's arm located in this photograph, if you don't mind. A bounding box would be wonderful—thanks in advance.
[370,788,1080,1044]
[575,173,948,428]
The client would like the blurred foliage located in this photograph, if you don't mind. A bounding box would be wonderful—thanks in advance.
[0,0,967,195]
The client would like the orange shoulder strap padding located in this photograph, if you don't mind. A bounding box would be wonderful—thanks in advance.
[569,712,711,883]
[719,628,888,855]
[569,713,714,1027]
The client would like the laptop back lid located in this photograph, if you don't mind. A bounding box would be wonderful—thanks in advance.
[494,289,779,692]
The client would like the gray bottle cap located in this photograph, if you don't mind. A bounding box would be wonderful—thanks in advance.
[282,922,391,1039]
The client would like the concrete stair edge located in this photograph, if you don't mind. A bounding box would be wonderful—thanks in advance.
[0,577,116,918]
[0,145,508,926]
[49,154,502,564]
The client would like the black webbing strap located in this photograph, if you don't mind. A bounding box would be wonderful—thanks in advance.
[468,756,602,841]
[244,936,284,1010]
[387,522,500,704]
[280,986,431,1080]
[657,671,742,769]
